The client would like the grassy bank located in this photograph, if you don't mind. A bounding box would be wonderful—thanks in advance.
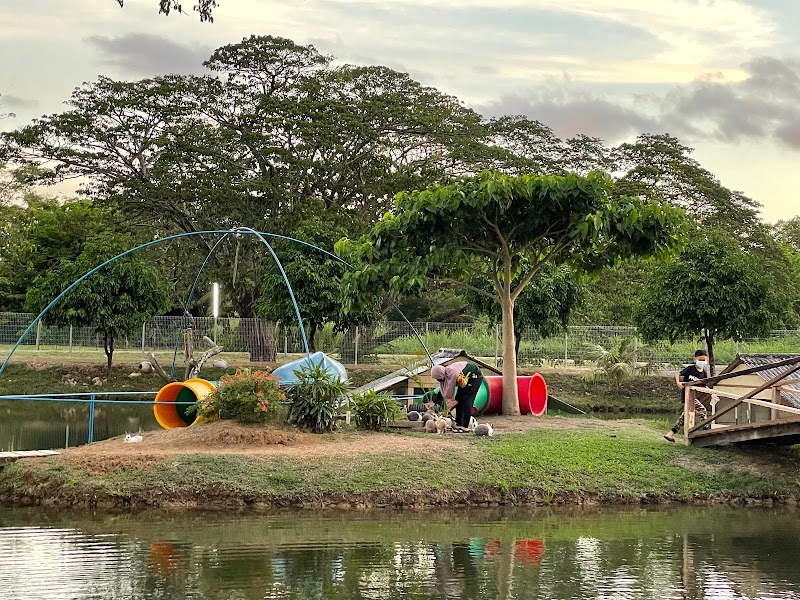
[1,418,798,509]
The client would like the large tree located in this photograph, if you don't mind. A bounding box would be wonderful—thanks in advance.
[634,230,783,373]
[26,235,169,372]
[2,36,488,319]
[337,171,685,414]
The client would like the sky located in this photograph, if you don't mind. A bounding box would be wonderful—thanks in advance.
[1,0,799,223]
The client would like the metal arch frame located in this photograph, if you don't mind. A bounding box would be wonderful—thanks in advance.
[0,228,432,377]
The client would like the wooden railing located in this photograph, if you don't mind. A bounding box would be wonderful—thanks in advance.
[682,356,800,444]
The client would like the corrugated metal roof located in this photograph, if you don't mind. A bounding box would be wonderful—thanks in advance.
[350,348,501,395]
[738,354,800,408]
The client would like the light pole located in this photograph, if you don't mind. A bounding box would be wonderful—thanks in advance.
[212,282,219,345]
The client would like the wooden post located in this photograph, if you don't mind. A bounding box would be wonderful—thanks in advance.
[683,386,695,445]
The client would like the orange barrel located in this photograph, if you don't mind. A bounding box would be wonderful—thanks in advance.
[484,376,504,415]
[530,373,548,416]
[153,378,216,429]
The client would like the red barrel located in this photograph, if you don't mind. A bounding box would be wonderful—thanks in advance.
[482,374,548,415]
[485,376,503,415]
[517,376,533,415]
[530,373,548,416]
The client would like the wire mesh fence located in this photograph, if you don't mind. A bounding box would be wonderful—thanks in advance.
[2,312,799,369]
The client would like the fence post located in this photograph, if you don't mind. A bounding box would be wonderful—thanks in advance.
[283,332,288,359]
[88,395,96,444]
[564,331,568,370]
[141,322,146,356]
[36,320,42,351]
[65,424,70,449]
[354,326,360,366]
[69,326,73,356]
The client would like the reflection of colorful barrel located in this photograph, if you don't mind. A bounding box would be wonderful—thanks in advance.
[484,374,548,416]
[154,378,216,429]
[514,539,545,564]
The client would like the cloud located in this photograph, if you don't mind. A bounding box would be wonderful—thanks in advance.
[480,92,657,143]
[0,94,38,110]
[84,33,211,76]
[478,56,800,151]
[659,56,800,149]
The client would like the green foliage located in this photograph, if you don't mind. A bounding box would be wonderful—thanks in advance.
[348,390,403,431]
[635,229,783,369]
[25,234,169,371]
[338,170,685,413]
[256,212,376,351]
[285,362,351,433]
[0,196,126,312]
[196,369,285,424]
[582,337,653,391]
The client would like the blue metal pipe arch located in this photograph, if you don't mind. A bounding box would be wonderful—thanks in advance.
[0,228,432,377]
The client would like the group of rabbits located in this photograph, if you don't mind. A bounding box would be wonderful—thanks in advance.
[407,410,494,436]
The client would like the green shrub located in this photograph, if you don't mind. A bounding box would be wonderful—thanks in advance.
[196,368,285,424]
[285,362,351,433]
[349,390,403,431]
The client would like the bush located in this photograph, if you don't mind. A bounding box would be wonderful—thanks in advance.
[285,362,351,433]
[196,368,285,424]
[349,390,403,431]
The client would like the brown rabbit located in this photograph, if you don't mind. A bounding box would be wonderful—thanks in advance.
[435,416,447,435]
[424,417,438,433]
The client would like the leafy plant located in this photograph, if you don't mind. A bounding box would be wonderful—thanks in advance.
[285,362,351,433]
[349,390,403,431]
[582,336,654,391]
[196,368,285,424]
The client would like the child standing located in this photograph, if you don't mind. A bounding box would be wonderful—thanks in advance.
[664,349,711,442]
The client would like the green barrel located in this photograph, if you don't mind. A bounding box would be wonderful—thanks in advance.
[435,379,490,416]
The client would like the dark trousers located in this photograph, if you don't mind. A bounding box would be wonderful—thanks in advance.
[454,373,483,427]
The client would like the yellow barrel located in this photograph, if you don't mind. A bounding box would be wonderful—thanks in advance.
[153,378,216,429]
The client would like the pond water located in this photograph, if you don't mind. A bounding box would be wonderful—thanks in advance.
[1,506,798,599]
[0,399,160,451]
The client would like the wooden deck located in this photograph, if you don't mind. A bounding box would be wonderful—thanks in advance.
[689,418,800,447]
[683,355,800,447]
[0,450,61,466]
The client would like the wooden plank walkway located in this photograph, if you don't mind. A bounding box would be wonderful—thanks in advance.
[0,450,61,466]
[689,418,800,447]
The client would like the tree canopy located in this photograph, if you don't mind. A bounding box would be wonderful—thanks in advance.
[635,229,783,373]
[338,171,685,414]
[25,235,169,372]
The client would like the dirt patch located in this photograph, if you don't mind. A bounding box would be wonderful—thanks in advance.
[60,420,462,474]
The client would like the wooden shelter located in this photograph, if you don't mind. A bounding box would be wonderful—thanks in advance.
[681,354,800,446]
[350,348,501,398]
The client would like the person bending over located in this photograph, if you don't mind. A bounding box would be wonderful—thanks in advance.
[427,362,484,432]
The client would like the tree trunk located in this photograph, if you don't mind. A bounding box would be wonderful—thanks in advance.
[103,332,114,374]
[501,293,521,415]
[705,331,716,376]
[308,321,318,354]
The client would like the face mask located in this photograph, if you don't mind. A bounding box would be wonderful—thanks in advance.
[696,360,708,368]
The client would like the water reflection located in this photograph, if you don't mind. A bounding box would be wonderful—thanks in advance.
[0,399,159,451]
[1,507,799,599]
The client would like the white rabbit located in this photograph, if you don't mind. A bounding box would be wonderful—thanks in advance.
[124,433,143,443]
[473,423,493,437]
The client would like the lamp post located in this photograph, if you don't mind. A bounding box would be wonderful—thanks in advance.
[212,282,219,345]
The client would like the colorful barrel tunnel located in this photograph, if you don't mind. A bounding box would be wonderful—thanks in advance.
[153,378,217,429]
[438,373,548,416]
